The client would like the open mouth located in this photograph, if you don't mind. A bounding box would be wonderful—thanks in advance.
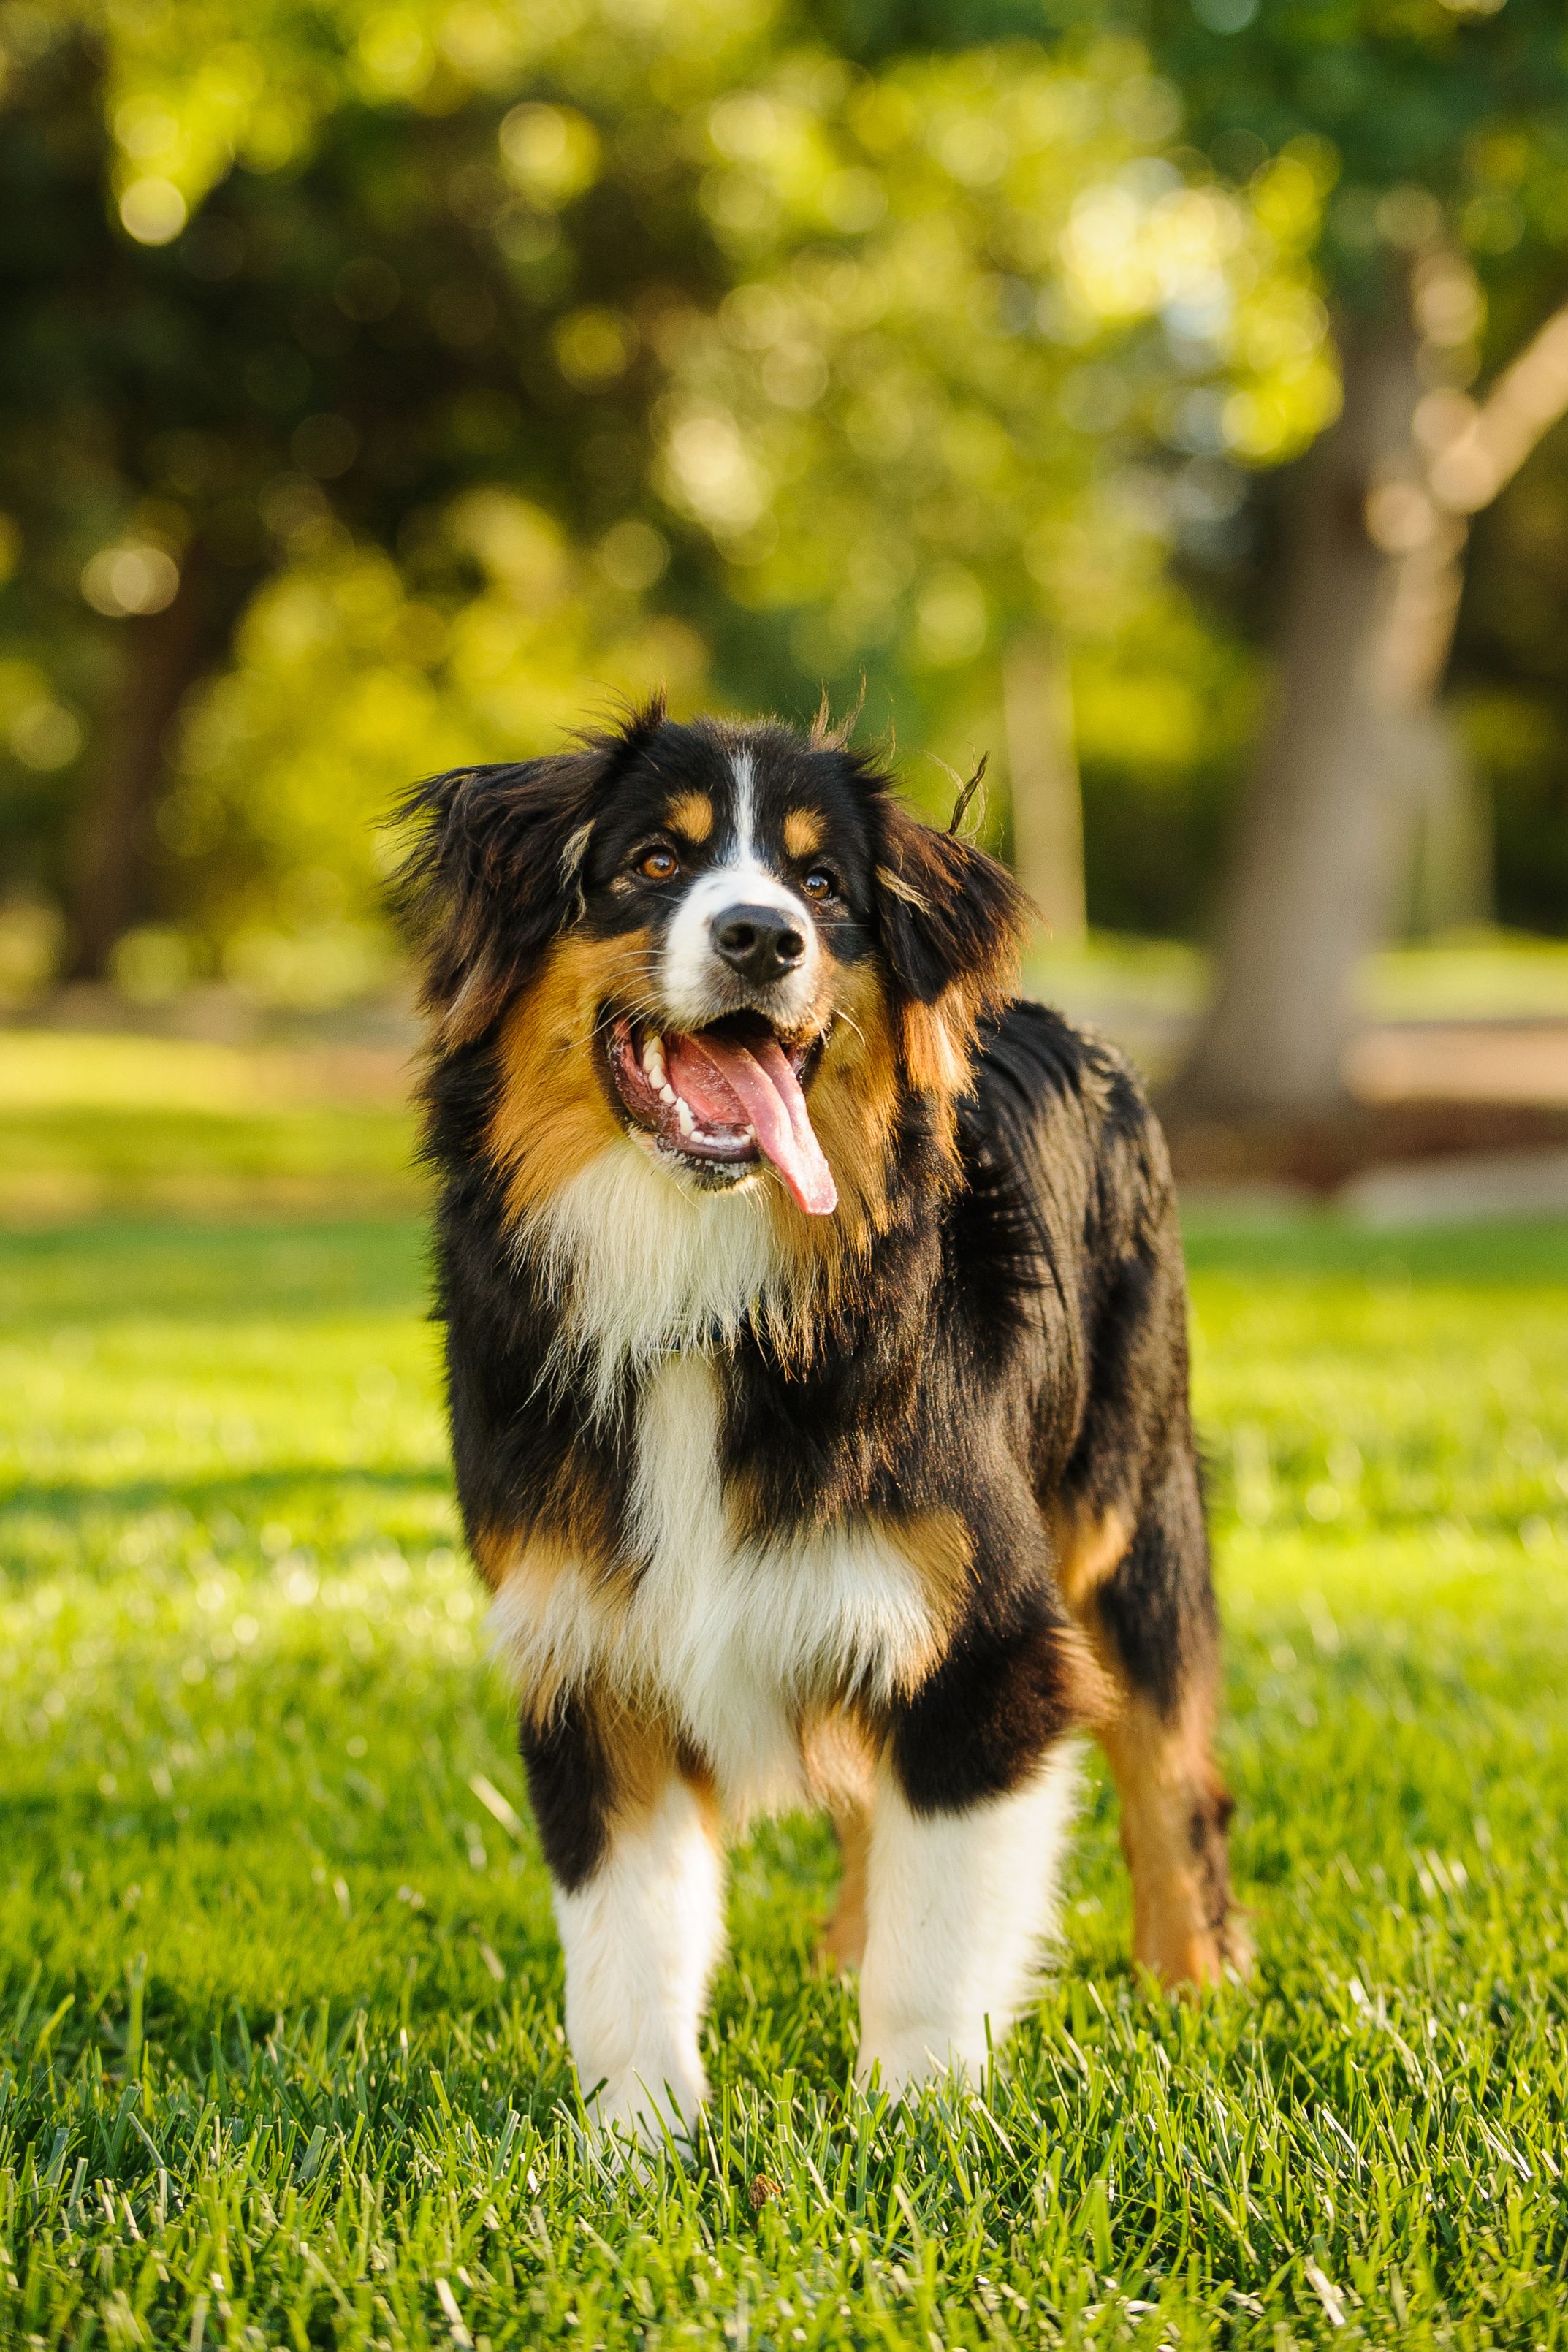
[604,1010,838,1217]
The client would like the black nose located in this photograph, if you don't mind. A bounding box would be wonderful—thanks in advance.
[711,903,807,985]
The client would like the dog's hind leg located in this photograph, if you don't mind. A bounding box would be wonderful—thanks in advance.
[1059,1453,1248,1991]
[1097,1678,1244,1991]
[802,1712,877,1971]
[821,1800,870,1970]
[520,1694,724,2144]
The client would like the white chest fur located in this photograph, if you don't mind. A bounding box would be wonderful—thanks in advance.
[623,1353,936,1812]
[494,1139,941,1815]
[492,1351,940,1819]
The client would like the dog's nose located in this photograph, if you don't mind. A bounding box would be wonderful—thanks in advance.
[711,904,807,985]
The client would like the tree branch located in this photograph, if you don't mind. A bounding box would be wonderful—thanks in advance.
[1428,297,1568,514]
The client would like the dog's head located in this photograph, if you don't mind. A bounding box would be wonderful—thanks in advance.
[400,704,1027,1242]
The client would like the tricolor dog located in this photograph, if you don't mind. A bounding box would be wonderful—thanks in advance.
[399,703,1245,2141]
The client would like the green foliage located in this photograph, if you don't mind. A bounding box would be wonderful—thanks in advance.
[0,0,754,939]
[652,40,1334,731]
[1,1125,1568,2339]
[1138,0,1568,289]
[0,0,1346,970]
[4,0,1568,968]
[167,517,705,959]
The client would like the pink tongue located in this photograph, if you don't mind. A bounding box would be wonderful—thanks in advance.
[665,1032,838,1217]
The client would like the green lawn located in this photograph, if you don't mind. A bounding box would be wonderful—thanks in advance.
[2,1206,1567,2348]
[0,1032,416,1219]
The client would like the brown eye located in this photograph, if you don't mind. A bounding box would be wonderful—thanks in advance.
[637,845,679,881]
[802,868,835,902]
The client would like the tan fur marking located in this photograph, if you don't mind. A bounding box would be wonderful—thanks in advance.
[900,989,974,1099]
[666,789,714,843]
[490,1531,590,1713]
[886,1507,973,1652]
[821,1799,871,1969]
[783,807,824,860]
[1054,1619,1120,1733]
[1095,1687,1247,1992]
[1050,1499,1135,1614]
[488,932,657,1225]
[1062,1568,1249,1993]
[470,1523,516,1594]
[799,1712,877,1970]
[800,1709,878,1814]
[594,1697,689,1835]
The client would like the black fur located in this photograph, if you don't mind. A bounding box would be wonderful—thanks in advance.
[519,1690,617,1891]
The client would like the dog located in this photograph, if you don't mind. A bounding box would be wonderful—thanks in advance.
[398,701,1244,2140]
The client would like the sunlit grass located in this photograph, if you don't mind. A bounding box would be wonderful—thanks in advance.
[1,1191,1567,2340]
[0,1030,419,1217]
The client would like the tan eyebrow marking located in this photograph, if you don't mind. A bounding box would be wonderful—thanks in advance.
[665,788,714,842]
[783,807,824,859]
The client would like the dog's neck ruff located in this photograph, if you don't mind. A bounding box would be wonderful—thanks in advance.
[520,1137,793,1420]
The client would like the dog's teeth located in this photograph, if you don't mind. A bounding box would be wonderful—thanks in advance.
[643,1033,666,1086]
[674,1097,696,1137]
[658,1082,676,1107]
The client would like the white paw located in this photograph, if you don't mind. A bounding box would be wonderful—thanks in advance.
[855,2030,975,2101]
[582,2063,707,2153]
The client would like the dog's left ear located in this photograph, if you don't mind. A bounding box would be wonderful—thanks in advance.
[875,798,1030,1016]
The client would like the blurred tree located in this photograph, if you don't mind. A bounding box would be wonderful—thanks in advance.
[807,0,1568,1094]
[3,0,1335,994]
[647,37,1336,869]
[1453,403,1568,935]
[1130,0,1568,1115]
[15,0,1561,1035]
[0,0,757,975]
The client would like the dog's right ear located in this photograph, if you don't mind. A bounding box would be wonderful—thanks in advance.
[392,753,606,1048]
[393,707,661,1048]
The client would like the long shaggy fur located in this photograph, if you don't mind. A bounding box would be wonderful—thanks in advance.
[397,708,1246,2135]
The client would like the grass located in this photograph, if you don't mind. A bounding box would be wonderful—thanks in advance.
[2,1097,1567,2345]
[0,1032,416,1219]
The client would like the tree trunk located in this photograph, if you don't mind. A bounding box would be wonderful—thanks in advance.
[1167,264,1568,1116]
[1003,628,1086,948]
[66,545,228,981]
[1171,283,1440,1116]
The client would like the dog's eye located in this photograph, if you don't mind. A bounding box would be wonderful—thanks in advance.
[802,868,836,902]
[636,845,679,882]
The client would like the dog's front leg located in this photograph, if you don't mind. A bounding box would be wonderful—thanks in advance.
[856,1743,1078,2098]
[520,1698,723,2144]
